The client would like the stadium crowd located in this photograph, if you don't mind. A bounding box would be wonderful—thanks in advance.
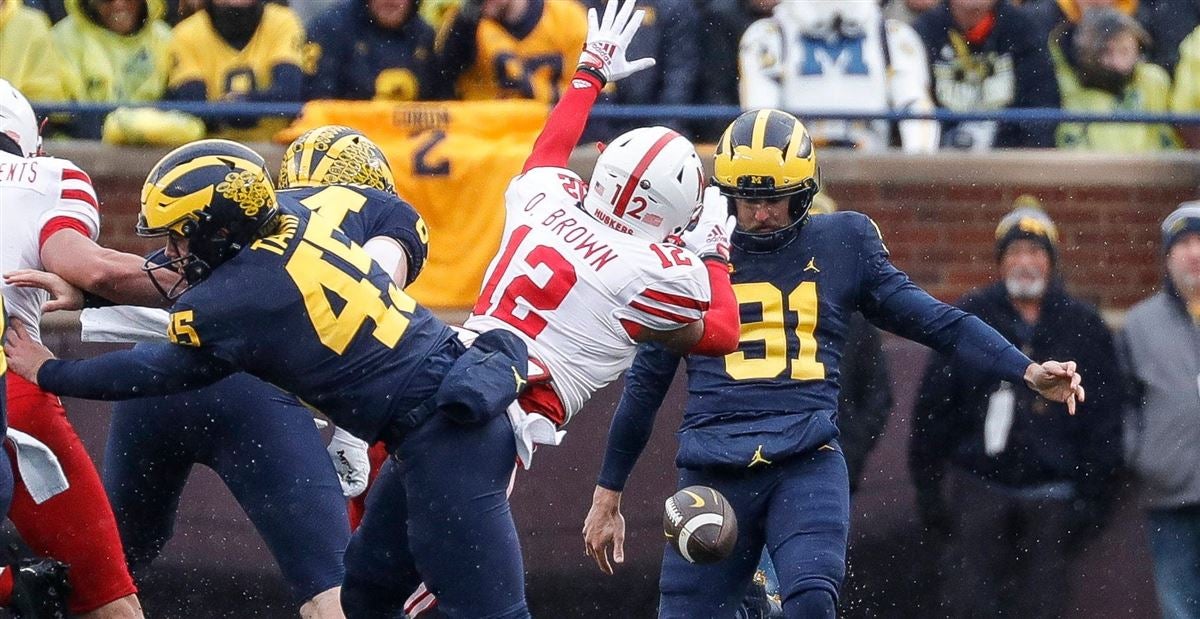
[0,0,1199,147]
[0,1,1198,619]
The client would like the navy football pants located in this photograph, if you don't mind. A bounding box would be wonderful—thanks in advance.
[659,447,849,618]
[103,373,349,604]
[342,411,528,619]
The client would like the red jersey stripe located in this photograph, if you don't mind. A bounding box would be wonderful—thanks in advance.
[60,188,99,210]
[39,216,91,249]
[629,300,695,325]
[639,288,710,312]
[61,167,92,186]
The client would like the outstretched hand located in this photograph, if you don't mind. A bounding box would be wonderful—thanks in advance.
[3,269,84,312]
[578,0,656,84]
[1024,360,1085,414]
[4,319,55,385]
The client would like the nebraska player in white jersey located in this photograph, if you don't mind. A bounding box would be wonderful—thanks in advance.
[463,1,740,463]
[0,79,156,618]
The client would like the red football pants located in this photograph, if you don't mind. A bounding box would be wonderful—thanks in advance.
[6,374,137,613]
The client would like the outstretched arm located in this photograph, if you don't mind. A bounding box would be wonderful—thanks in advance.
[584,342,681,575]
[523,0,656,172]
[5,320,234,399]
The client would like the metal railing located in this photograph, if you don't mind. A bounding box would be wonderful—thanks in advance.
[30,101,1200,125]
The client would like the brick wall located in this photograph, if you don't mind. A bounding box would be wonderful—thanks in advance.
[59,141,1200,311]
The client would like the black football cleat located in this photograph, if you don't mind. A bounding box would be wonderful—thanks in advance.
[8,558,71,619]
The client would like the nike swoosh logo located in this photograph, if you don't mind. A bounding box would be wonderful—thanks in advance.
[682,490,705,509]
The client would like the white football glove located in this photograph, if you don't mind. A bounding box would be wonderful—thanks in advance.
[328,427,370,498]
[577,0,656,85]
[680,192,735,262]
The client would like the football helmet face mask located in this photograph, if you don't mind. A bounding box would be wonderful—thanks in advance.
[138,139,278,300]
[713,109,820,251]
[582,126,706,242]
[278,125,396,194]
[0,79,41,157]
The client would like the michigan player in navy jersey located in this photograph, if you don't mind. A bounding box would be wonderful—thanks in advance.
[1,136,539,617]
[93,127,425,618]
[582,110,1086,618]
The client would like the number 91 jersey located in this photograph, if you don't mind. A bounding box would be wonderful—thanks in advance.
[465,167,711,426]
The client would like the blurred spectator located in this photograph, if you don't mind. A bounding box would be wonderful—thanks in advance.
[581,0,698,138]
[435,0,587,103]
[883,0,939,24]
[1120,202,1200,619]
[914,0,1060,149]
[740,1,939,152]
[1173,25,1200,147]
[0,0,65,101]
[52,0,172,103]
[1027,0,1138,48]
[1051,8,1179,150]
[167,0,305,139]
[306,0,442,100]
[1138,0,1200,77]
[910,198,1123,619]
[420,0,460,28]
[692,0,777,141]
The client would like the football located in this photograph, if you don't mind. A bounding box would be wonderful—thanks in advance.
[663,485,738,564]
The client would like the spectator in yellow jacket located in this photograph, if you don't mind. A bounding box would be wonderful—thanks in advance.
[1172,25,1200,147]
[0,0,64,101]
[52,0,172,103]
[1051,8,1180,151]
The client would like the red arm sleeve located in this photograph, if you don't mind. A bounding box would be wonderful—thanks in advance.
[688,259,740,356]
[521,70,604,172]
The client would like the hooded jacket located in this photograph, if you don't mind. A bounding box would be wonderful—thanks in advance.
[910,281,1123,511]
[0,2,65,101]
[51,0,172,102]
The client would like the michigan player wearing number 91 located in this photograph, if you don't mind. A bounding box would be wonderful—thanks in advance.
[582,110,1087,618]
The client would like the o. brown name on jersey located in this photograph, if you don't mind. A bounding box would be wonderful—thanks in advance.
[541,208,619,272]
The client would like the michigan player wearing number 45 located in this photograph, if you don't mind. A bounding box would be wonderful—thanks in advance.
[582,110,1087,618]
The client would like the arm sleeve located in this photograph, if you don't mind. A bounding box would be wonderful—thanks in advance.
[37,343,236,400]
[855,214,1032,384]
[251,65,304,102]
[521,70,604,172]
[614,255,712,332]
[166,29,206,92]
[597,342,681,491]
[346,188,430,286]
[737,18,784,109]
[251,12,306,102]
[37,163,100,243]
[885,20,940,154]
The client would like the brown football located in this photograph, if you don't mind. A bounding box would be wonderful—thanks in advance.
[662,485,738,564]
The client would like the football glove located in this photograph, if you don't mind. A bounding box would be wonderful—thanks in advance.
[679,195,734,262]
[577,0,656,85]
[328,427,370,498]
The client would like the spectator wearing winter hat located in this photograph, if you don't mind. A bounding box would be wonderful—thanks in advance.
[1119,201,1200,619]
[909,195,1124,619]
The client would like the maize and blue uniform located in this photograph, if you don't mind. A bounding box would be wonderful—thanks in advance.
[36,187,532,617]
[600,212,1033,617]
[101,184,429,604]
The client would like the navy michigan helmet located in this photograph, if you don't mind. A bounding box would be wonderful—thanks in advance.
[138,139,278,300]
[711,109,820,250]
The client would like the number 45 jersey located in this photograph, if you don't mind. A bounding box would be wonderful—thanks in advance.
[464,167,712,427]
